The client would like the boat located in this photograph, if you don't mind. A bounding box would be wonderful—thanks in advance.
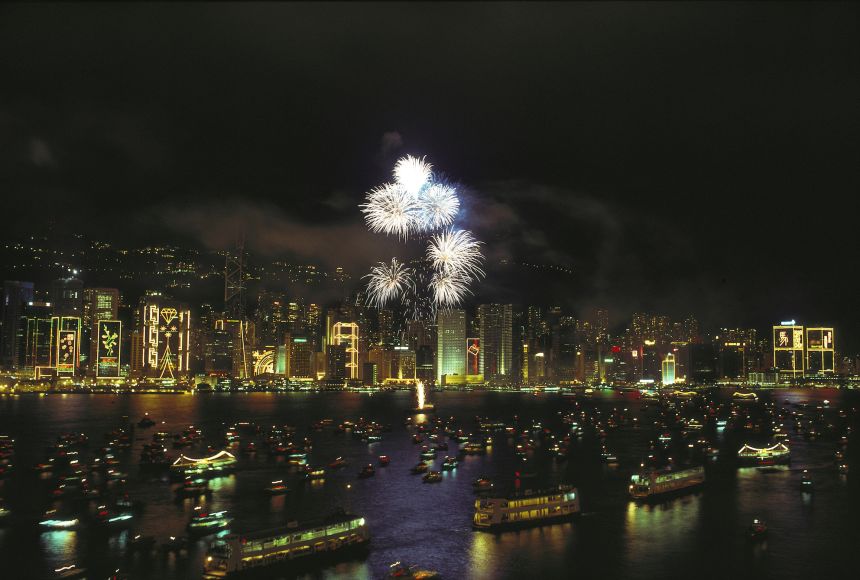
[629,466,705,500]
[800,469,814,491]
[264,480,289,495]
[473,485,580,530]
[138,414,156,428]
[378,455,390,466]
[40,510,80,530]
[838,463,849,475]
[422,471,442,483]
[170,451,238,478]
[305,466,326,480]
[94,505,134,526]
[178,478,212,496]
[747,518,768,541]
[441,456,458,470]
[0,501,10,520]
[329,457,347,469]
[188,508,232,534]
[53,564,87,579]
[410,462,429,474]
[737,442,790,466]
[202,513,369,578]
[387,561,441,579]
[472,478,494,492]
[358,464,376,478]
[733,391,758,400]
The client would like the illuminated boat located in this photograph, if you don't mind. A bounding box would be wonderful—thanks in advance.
[265,480,289,495]
[0,501,10,519]
[188,508,232,534]
[178,478,211,496]
[733,391,758,401]
[357,464,375,478]
[410,462,428,474]
[441,456,458,470]
[473,485,580,530]
[40,510,80,530]
[53,564,87,579]
[171,450,238,478]
[328,457,347,469]
[472,478,494,492]
[629,466,705,500]
[378,455,390,466]
[747,518,767,541]
[202,513,369,578]
[305,466,326,480]
[737,442,790,465]
[422,471,442,483]
[387,561,441,579]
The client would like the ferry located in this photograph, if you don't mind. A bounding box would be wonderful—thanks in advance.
[629,466,705,500]
[171,451,238,479]
[737,442,790,465]
[188,509,232,534]
[264,480,289,495]
[473,485,580,530]
[202,513,369,578]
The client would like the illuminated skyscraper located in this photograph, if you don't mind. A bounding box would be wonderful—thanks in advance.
[137,293,192,379]
[50,315,81,376]
[773,321,804,378]
[21,301,52,373]
[436,309,466,384]
[1,280,35,369]
[661,353,676,385]
[50,277,83,317]
[83,288,120,374]
[479,304,513,381]
[331,322,359,379]
[806,327,835,374]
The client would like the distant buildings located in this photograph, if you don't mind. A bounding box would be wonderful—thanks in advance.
[437,309,466,384]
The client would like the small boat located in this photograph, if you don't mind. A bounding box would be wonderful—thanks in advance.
[329,457,347,469]
[187,508,231,534]
[177,478,211,496]
[137,415,156,428]
[838,463,849,475]
[747,518,768,540]
[410,462,429,474]
[128,534,156,552]
[305,466,326,479]
[422,471,442,483]
[441,456,459,470]
[40,510,79,530]
[801,470,814,491]
[160,535,189,553]
[0,501,10,519]
[358,464,376,478]
[472,478,494,492]
[53,564,87,579]
[387,561,441,579]
[265,480,289,495]
[379,455,391,466]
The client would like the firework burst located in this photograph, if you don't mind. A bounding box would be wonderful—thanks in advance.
[427,228,484,279]
[362,155,484,315]
[364,258,413,308]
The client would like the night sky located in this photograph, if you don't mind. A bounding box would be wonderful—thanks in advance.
[0,3,857,341]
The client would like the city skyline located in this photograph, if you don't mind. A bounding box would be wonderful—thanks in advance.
[0,3,857,340]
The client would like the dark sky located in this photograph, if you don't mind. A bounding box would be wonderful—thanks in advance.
[0,3,858,342]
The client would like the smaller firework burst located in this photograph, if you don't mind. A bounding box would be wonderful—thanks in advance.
[364,258,414,308]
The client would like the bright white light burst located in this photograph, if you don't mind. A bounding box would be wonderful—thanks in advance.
[430,269,472,308]
[365,258,413,307]
[393,155,432,195]
[418,184,459,229]
[360,183,419,239]
[427,229,484,279]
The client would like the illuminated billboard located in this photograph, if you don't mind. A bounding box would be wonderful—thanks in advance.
[142,302,191,379]
[51,316,81,376]
[467,338,480,375]
[96,320,122,378]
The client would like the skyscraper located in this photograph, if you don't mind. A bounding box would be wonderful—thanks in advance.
[83,288,120,374]
[478,304,513,381]
[1,280,35,369]
[136,293,192,379]
[436,309,466,384]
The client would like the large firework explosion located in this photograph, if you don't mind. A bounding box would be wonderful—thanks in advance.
[361,155,484,319]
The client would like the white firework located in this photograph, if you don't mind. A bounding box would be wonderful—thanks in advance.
[393,155,432,195]
[365,258,413,307]
[430,269,472,307]
[418,183,459,230]
[427,228,484,279]
[360,182,419,239]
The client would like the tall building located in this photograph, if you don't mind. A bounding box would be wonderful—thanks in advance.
[478,304,513,381]
[50,277,84,317]
[436,309,466,384]
[661,353,676,385]
[50,316,81,376]
[83,288,120,374]
[137,293,192,379]
[773,322,804,378]
[805,327,835,374]
[215,319,249,378]
[1,280,35,369]
[331,322,359,379]
[287,335,314,379]
[21,301,52,373]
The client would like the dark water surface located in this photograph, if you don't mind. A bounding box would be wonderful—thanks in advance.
[0,389,857,580]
